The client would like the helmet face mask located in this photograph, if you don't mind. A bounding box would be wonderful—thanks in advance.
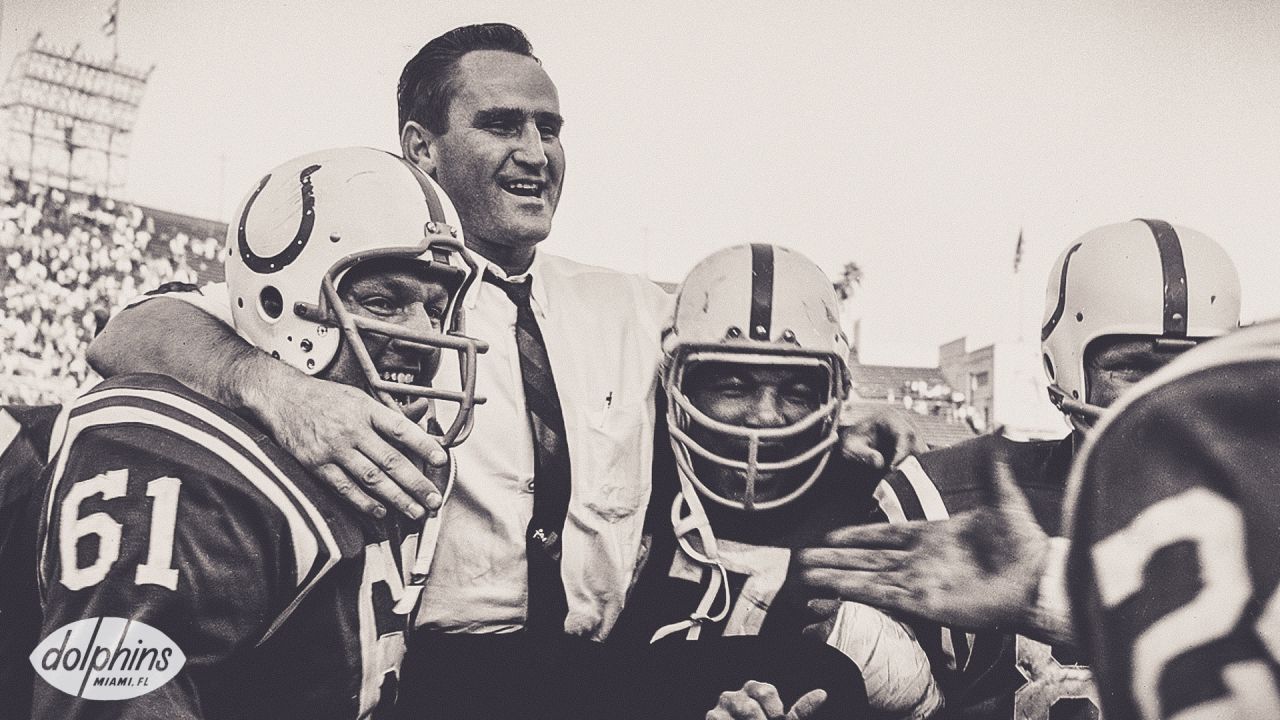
[669,350,842,511]
[663,244,851,512]
[1040,219,1240,429]
[303,236,487,444]
[227,147,488,446]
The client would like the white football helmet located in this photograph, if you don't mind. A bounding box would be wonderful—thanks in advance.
[663,243,851,512]
[225,147,487,446]
[651,243,851,643]
[1040,219,1240,423]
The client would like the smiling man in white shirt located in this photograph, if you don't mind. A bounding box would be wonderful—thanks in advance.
[86,23,912,718]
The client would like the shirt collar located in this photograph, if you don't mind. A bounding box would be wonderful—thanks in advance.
[461,246,551,314]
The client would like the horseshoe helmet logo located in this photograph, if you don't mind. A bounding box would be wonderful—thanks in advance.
[236,164,320,274]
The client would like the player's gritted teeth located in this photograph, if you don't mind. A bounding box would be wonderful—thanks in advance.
[380,370,417,385]
[380,369,421,407]
[499,178,545,198]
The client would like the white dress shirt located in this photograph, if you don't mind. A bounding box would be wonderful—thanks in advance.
[424,250,671,640]
[144,248,673,641]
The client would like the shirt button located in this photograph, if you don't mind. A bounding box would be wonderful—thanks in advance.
[526,480,536,493]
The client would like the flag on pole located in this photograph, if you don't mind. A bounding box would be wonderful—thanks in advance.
[1012,228,1024,272]
[102,1,119,37]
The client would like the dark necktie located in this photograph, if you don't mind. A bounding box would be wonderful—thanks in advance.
[484,270,571,634]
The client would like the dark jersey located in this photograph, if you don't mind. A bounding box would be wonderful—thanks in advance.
[33,374,419,720]
[608,458,887,718]
[1067,322,1280,720]
[0,404,63,720]
[616,456,886,643]
[877,433,1102,720]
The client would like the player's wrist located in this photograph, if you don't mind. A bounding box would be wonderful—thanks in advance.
[226,345,305,423]
[1019,536,1074,645]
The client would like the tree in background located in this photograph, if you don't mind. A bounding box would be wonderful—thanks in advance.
[833,261,863,302]
[833,260,863,361]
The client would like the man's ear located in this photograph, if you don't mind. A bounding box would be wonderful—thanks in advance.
[400,121,438,177]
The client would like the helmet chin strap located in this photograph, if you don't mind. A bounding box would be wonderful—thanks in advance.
[1048,385,1104,433]
[1055,394,1104,421]
[394,453,457,616]
[650,464,732,643]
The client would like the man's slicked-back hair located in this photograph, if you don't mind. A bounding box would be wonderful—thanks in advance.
[397,23,539,135]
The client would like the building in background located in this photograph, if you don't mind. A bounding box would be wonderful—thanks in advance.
[937,336,1067,438]
[849,335,1067,450]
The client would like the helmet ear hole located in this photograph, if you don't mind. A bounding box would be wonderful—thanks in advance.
[1042,354,1055,380]
[259,286,284,319]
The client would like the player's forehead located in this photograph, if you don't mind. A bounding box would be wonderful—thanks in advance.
[1087,334,1188,365]
[683,360,825,390]
[449,50,560,117]
[339,258,450,299]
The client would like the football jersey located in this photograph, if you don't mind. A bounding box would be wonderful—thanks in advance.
[0,404,63,720]
[608,457,887,718]
[1067,321,1280,720]
[615,455,886,643]
[877,433,1102,720]
[33,374,420,720]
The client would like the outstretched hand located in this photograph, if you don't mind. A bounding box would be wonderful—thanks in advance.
[706,681,827,720]
[795,453,1051,634]
[838,408,924,471]
[253,371,450,520]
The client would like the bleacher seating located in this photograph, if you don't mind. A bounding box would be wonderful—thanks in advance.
[0,176,227,403]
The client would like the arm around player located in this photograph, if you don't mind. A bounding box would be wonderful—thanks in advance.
[88,293,448,521]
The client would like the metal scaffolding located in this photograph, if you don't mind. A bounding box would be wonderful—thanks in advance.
[0,33,152,197]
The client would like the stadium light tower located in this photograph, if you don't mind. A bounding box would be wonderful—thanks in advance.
[0,33,152,197]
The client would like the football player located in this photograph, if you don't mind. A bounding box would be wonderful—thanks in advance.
[1066,320,1280,719]
[609,244,943,720]
[31,147,486,719]
[795,220,1242,719]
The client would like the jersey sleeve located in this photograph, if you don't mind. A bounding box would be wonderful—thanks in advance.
[0,406,62,720]
[872,456,973,684]
[873,456,952,525]
[121,281,232,327]
[1067,357,1280,720]
[33,384,334,719]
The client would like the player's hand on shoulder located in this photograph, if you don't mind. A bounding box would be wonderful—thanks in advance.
[706,681,827,720]
[250,369,449,520]
[838,408,923,471]
[796,453,1050,634]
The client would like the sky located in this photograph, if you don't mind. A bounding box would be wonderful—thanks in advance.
[3,0,1278,366]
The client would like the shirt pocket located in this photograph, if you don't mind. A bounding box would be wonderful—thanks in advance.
[567,400,651,523]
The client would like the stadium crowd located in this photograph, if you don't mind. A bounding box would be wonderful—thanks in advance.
[0,176,218,403]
